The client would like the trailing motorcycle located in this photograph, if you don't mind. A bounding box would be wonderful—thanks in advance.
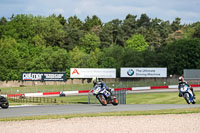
[93,86,118,106]
[180,84,196,104]
[0,96,9,109]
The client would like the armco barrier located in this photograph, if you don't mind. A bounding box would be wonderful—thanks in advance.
[5,84,200,98]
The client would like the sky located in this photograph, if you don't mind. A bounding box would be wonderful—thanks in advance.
[0,0,199,24]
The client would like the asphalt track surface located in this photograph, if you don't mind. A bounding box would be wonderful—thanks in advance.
[1,104,200,118]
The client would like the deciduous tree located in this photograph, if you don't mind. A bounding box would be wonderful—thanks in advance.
[126,34,149,51]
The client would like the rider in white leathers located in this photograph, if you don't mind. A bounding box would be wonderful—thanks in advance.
[92,77,112,93]
[178,76,195,98]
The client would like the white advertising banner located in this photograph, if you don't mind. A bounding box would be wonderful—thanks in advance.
[70,68,116,78]
[121,68,167,78]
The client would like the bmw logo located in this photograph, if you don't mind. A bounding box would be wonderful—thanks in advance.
[127,69,134,76]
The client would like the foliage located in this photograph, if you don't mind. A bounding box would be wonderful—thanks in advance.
[87,48,101,68]
[122,14,137,40]
[68,47,88,68]
[171,17,181,32]
[83,15,102,32]
[80,33,100,53]
[0,14,200,80]
[122,48,144,67]
[125,34,149,51]
[63,16,85,50]
[137,13,151,28]
[162,38,200,75]
[99,22,113,48]
[0,37,20,80]
[193,22,200,38]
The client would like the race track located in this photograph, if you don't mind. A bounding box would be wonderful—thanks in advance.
[1,104,200,118]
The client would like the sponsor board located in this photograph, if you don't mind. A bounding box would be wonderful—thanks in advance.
[70,68,116,78]
[121,68,167,78]
[22,72,66,81]
[184,69,200,79]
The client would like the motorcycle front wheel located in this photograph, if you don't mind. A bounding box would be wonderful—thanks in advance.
[96,94,107,106]
[183,93,190,104]
[1,102,9,109]
[111,96,118,106]
[0,96,9,109]
[192,100,196,104]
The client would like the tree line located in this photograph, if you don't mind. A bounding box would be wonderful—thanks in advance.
[0,14,200,80]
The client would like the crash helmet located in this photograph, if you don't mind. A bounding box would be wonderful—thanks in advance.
[178,76,184,83]
[92,77,97,84]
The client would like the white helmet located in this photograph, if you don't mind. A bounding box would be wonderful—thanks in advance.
[92,77,97,83]
[178,76,184,83]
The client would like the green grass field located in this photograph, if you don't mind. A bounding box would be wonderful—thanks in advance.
[127,92,200,104]
[58,92,200,104]
[7,92,200,105]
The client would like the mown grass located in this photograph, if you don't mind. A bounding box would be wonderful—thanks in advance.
[1,107,200,121]
[7,91,200,105]
[126,92,200,104]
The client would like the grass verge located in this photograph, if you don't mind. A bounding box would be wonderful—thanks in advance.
[1,107,200,121]
[7,91,200,105]
[126,92,200,104]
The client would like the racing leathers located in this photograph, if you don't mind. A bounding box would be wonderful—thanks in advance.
[93,81,112,95]
[178,81,195,98]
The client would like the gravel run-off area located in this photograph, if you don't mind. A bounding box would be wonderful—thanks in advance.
[1,113,200,133]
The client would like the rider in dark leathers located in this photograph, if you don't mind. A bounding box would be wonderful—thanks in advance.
[92,77,112,94]
[178,76,195,98]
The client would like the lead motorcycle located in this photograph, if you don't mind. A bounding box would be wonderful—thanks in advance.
[0,96,9,109]
[180,84,196,104]
[93,86,118,106]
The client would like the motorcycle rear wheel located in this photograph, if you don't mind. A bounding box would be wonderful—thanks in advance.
[96,94,107,106]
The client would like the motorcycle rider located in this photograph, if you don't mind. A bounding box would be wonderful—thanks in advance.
[178,76,195,98]
[92,77,112,94]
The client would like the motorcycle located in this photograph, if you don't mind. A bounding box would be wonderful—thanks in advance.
[93,86,118,106]
[180,84,196,104]
[0,96,9,109]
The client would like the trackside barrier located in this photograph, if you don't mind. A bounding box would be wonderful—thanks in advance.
[113,89,127,104]
[88,89,127,104]
[8,96,57,103]
[3,84,200,98]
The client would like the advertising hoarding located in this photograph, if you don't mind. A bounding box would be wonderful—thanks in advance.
[184,69,200,79]
[121,68,167,78]
[22,72,66,81]
[70,68,116,78]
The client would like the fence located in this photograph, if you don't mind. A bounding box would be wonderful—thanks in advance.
[88,89,127,104]
[8,96,57,104]
[113,90,126,104]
